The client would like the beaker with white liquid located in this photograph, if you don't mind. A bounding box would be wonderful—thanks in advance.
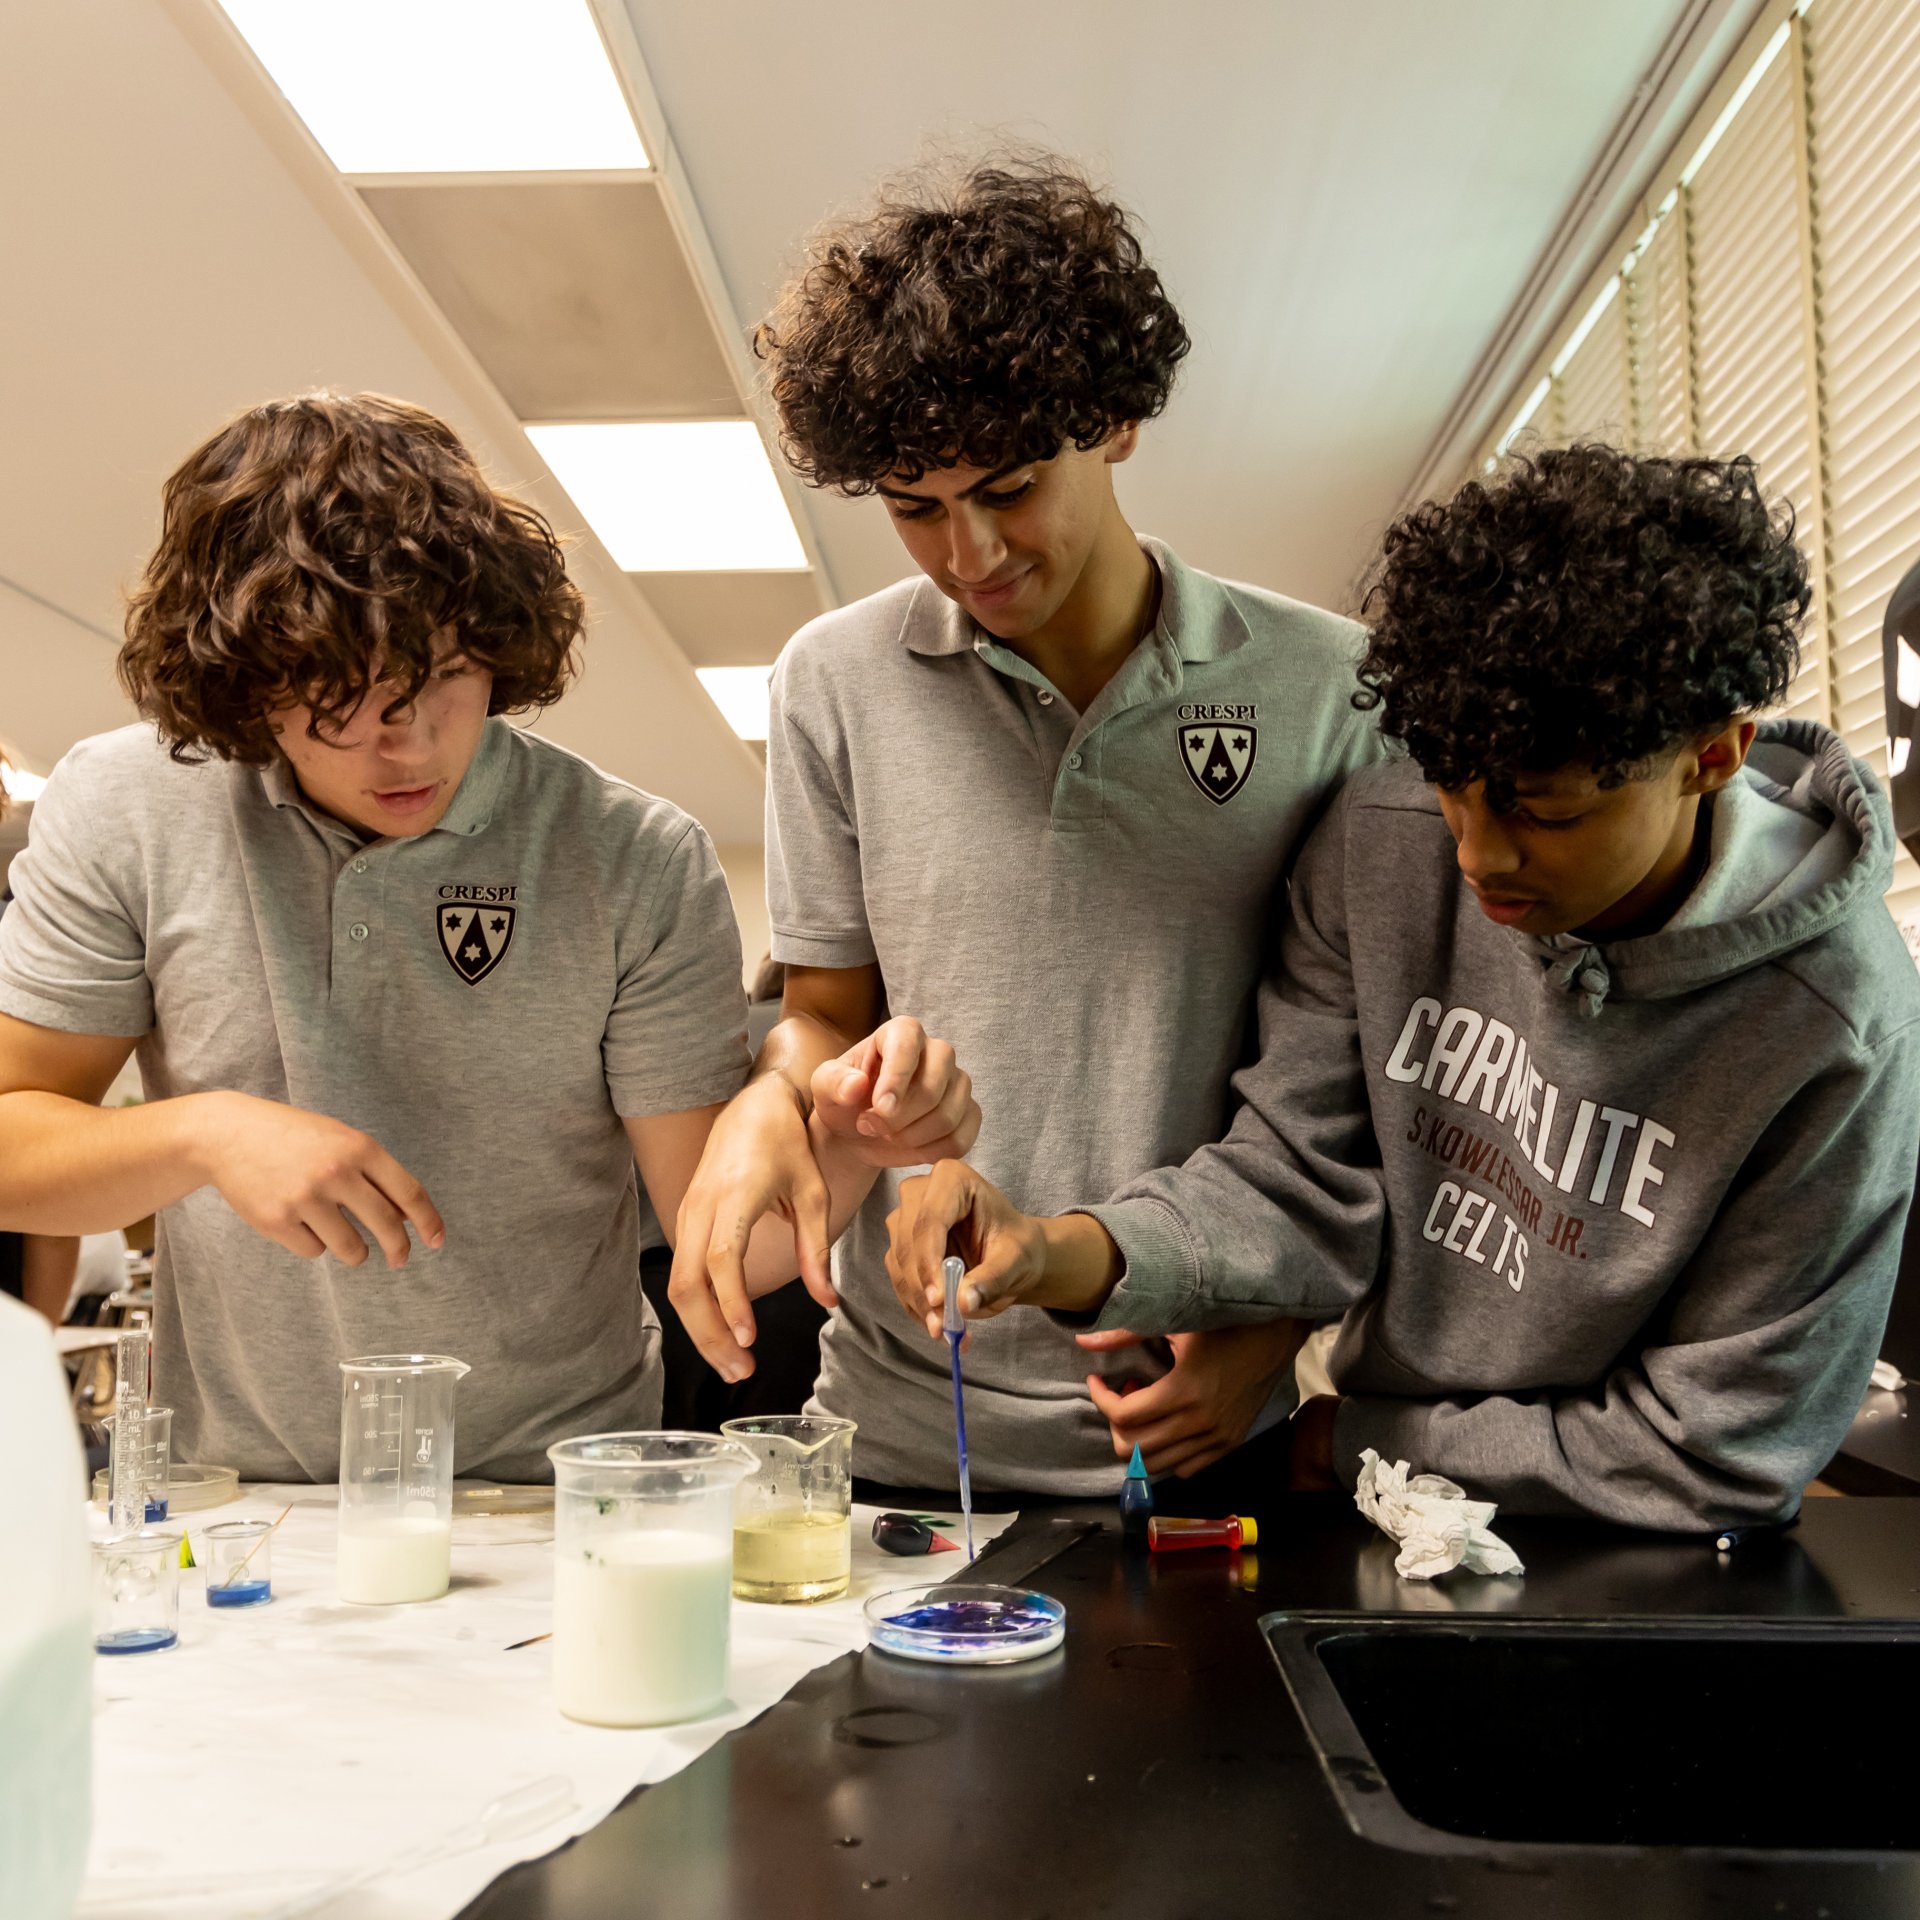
[547,1432,755,1727]
[337,1354,469,1605]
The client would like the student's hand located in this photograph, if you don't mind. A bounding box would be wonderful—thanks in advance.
[201,1091,444,1269]
[1078,1321,1309,1480]
[886,1161,1122,1334]
[668,1078,840,1381]
[811,1016,979,1169]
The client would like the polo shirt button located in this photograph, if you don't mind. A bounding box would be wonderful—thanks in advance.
[351,857,368,874]
[1037,690,1054,706]
[1067,752,1084,771]
[349,922,370,942]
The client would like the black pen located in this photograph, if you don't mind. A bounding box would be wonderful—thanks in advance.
[1714,1525,1759,1553]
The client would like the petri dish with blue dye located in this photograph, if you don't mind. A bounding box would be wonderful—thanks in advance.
[865,1583,1065,1665]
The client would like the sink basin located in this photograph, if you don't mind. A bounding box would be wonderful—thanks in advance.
[1263,1612,1920,1857]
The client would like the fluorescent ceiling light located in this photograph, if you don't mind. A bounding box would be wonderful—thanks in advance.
[217,1,649,173]
[0,763,47,803]
[696,668,772,743]
[527,422,808,571]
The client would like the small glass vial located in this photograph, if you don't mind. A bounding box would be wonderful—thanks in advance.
[1146,1514,1258,1553]
[204,1520,274,1608]
[92,1530,182,1654]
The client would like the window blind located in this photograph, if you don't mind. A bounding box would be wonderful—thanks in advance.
[1475,0,1920,927]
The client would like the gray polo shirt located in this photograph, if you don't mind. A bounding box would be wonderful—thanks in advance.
[0,719,749,1480]
[768,536,1383,1495]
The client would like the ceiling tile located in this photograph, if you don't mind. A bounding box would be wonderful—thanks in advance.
[632,570,824,666]
[359,177,741,420]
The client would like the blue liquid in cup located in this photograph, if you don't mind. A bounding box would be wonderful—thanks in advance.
[96,1627,178,1655]
[207,1577,271,1608]
[144,1498,168,1523]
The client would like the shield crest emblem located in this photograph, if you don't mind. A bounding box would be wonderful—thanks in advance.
[1179,724,1258,805]
[437,903,516,985]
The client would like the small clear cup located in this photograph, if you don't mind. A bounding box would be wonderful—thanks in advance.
[103,1405,173,1522]
[204,1520,273,1608]
[722,1414,856,1603]
[92,1529,182,1654]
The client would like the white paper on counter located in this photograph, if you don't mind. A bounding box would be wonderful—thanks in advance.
[78,1485,1015,1920]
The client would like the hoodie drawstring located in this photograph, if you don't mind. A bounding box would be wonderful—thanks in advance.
[1540,943,1612,1018]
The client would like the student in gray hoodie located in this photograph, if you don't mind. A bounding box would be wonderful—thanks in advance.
[886,445,1920,1531]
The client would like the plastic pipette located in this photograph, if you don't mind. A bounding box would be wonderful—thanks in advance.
[262,1775,575,1919]
[107,1325,150,1535]
[942,1255,975,1561]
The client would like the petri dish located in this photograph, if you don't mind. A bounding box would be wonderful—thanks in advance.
[91,1462,239,1514]
[864,1582,1066,1665]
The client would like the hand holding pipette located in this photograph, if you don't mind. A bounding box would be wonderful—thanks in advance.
[887,1161,1121,1332]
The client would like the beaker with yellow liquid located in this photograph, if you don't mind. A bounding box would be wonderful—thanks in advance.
[721,1414,856,1603]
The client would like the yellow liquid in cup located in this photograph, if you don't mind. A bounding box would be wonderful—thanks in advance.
[732,1507,852,1603]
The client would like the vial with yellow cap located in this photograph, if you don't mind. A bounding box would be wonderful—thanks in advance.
[1145,1514,1257,1553]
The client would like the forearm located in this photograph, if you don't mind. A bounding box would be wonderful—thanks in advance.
[0,1090,224,1234]
[751,1010,856,1109]
[1332,1378,1817,1530]
[21,1234,79,1324]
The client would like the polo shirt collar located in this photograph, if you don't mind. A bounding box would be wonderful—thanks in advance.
[898,534,1255,666]
[256,714,511,842]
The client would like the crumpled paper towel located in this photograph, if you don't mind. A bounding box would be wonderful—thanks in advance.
[1354,1449,1525,1580]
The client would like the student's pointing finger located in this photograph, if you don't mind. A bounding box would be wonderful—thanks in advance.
[868,1018,924,1119]
[667,1236,752,1382]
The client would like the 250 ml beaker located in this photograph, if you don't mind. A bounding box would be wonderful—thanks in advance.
[337,1354,470,1605]
[547,1432,755,1727]
[722,1414,856,1603]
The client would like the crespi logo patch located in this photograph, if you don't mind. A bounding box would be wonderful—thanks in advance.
[436,883,518,986]
[1177,703,1258,805]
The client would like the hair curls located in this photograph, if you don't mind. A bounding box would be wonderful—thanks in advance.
[754,153,1190,492]
[120,391,582,763]
[1355,444,1808,807]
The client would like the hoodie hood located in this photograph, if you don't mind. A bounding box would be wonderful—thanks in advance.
[1525,719,1895,1013]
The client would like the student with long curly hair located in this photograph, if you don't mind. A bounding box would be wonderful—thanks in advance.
[669,155,1383,1496]
[892,445,1920,1529]
[0,393,967,1479]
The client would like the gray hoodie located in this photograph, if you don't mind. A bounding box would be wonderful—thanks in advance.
[1084,721,1920,1529]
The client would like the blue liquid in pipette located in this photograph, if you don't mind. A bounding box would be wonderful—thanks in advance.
[947,1329,974,1562]
[207,1578,271,1608]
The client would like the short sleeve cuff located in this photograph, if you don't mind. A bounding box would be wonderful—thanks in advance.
[769,925,878,969]
[0,978,151,1038]
[1331,1396,1438,1491]
[1068,1198,1203,1335]
[606,1054,750,1120]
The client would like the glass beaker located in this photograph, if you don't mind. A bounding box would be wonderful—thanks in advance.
[337,1354,470,1605]
[102,1405,172,1522]
[92,1529,182,1654]
[721,1414,857,1604]
[204,1519,274,1608]
[547,1431,755,1727]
